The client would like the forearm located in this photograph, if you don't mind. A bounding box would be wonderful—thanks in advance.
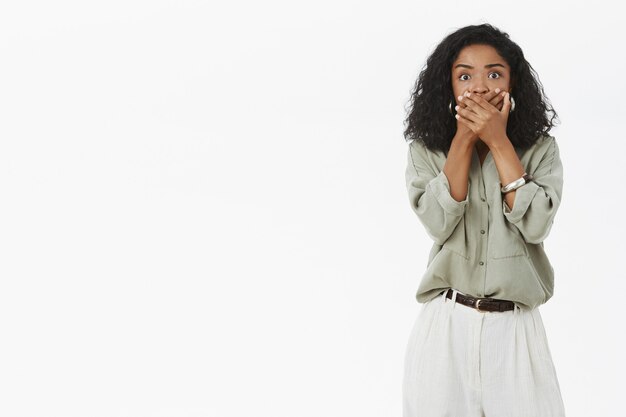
[443,133,474,202]
[490,137,526,210]
[406,141,470,245]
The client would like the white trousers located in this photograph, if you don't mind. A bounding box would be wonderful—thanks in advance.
[403,289,566,417]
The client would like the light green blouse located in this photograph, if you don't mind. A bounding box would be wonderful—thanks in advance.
[405,134,563,309]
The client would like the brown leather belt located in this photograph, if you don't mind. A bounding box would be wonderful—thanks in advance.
[443,289,515,312]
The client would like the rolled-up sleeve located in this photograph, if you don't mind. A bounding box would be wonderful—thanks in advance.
[502,136,563,244]
[405,141,469,245]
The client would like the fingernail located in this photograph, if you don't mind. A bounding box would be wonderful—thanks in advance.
[495,88,501,93]
[457,95,463,101]
[455,105,459,110]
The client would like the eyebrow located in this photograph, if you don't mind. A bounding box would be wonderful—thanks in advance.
[454,63,506,70]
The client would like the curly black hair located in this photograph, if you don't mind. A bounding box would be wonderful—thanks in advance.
[403,23,559,156]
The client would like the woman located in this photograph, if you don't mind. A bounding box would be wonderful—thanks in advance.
[402,24,566,416]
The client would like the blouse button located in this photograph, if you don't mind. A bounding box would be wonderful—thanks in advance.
[479,261,484,266]
[480,230,485,234]
[481,197,486,202]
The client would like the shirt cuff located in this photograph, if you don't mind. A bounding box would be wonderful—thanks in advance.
[502,181,540,223]
[427,170,469,216]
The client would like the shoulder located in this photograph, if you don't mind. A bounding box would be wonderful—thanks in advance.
[408,138,425,152]
[516,134,563,177]
[408,139,445,159]
[407,139,425,162]
[527,133,556,149]
[537,133,557,148]
[518,133,558,160]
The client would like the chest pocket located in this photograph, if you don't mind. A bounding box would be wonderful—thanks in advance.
[491,224,529,259]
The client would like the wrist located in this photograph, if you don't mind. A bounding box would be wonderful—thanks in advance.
[452,131,478,150]
[487,136,512,153]
[501,173,534,193]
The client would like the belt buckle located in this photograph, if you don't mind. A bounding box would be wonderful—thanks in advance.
[474,298,486,312]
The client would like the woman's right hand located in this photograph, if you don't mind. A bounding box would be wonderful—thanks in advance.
[453,89,506,143]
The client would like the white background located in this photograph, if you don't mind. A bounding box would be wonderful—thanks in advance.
[0,1,623,416]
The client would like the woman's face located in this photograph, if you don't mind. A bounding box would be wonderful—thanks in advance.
[451,44,512,105]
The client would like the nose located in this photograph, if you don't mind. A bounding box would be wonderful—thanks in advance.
[471,85,488,94]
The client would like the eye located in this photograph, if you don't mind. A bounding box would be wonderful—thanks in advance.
[489,72,502,79]
[459,74,470,81]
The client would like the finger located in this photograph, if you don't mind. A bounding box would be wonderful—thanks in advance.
[501,91,512,114]
[487,91,505,111]
[456,92,471,109]
[456,106,480,123]
[457,94,475,112]
[455,113,477,131]
[484,89,500,102]
[466,92,496,112]
[459,96,485,119]
[498,91,508,110]
[487,89,503,105]
[454,97,469,112]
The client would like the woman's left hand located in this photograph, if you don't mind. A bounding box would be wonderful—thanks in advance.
[455,91,513,147]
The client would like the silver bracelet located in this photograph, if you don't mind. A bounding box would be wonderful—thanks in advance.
[500,173,534,193]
